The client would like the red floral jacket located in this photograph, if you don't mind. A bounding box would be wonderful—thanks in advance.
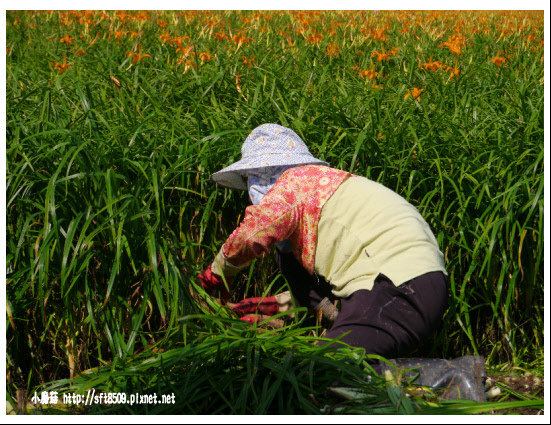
[219,165,351,274]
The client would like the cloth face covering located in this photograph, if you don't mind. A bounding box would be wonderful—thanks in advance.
[246,165,294,205]
[246,165,294,253]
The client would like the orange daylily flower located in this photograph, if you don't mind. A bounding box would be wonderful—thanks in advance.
[439,41,462,55]
[181,59,196,73]
[128,31,142,39]
[213,32,228,41]
[325,43,340,57]
[113,30,126,40]
[443,65,460,77]
[448,44,462,55]
[134,12,149,22]
[159,33,172,44]
[115,11,130,22]
[404,87,424,101]
[492,56,507,67]
[253,12,269,20]
[359,69,380,80]
[422,61,443,72]
[176,45,195,58]
[125,46,151,64]
[98,12,110,22]
[306,33,323,45]
[171,35,191,48]
[205,19,218,29]
[242,56,256,68]
[327,26,338,37]
[75,49,86,56]
[371,51,389,62]
[388,47,399,57]
[59,12,72,26]
[199,52,215,63]
[232,34,253,49]
[60,35,75,45]
[51,56,72,74]
[78,17,95,27]
[371,28,388,41]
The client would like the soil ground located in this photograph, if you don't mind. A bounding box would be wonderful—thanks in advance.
[487,372,544,415]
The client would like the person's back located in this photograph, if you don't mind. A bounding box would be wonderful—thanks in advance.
[315,175,446,297]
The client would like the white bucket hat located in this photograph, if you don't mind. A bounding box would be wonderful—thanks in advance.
[210,123,328,190]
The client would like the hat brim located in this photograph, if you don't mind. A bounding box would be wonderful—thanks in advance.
[210,155,329,190]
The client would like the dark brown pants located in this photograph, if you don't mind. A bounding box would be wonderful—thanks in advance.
[275,250,448,361]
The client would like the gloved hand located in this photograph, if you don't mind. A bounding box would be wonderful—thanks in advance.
[239,315,263,324]
[232,296,279,317]
[232,291,294,323]
[197,265,232,302]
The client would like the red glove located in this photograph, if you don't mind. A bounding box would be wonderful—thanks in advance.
[231,296,279,317]
[240,316,260,324]
[197,265,232,302]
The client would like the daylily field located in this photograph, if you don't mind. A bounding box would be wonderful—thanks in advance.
[6,10,545,414]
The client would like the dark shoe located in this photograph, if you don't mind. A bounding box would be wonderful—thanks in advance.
[379,355,487,402]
